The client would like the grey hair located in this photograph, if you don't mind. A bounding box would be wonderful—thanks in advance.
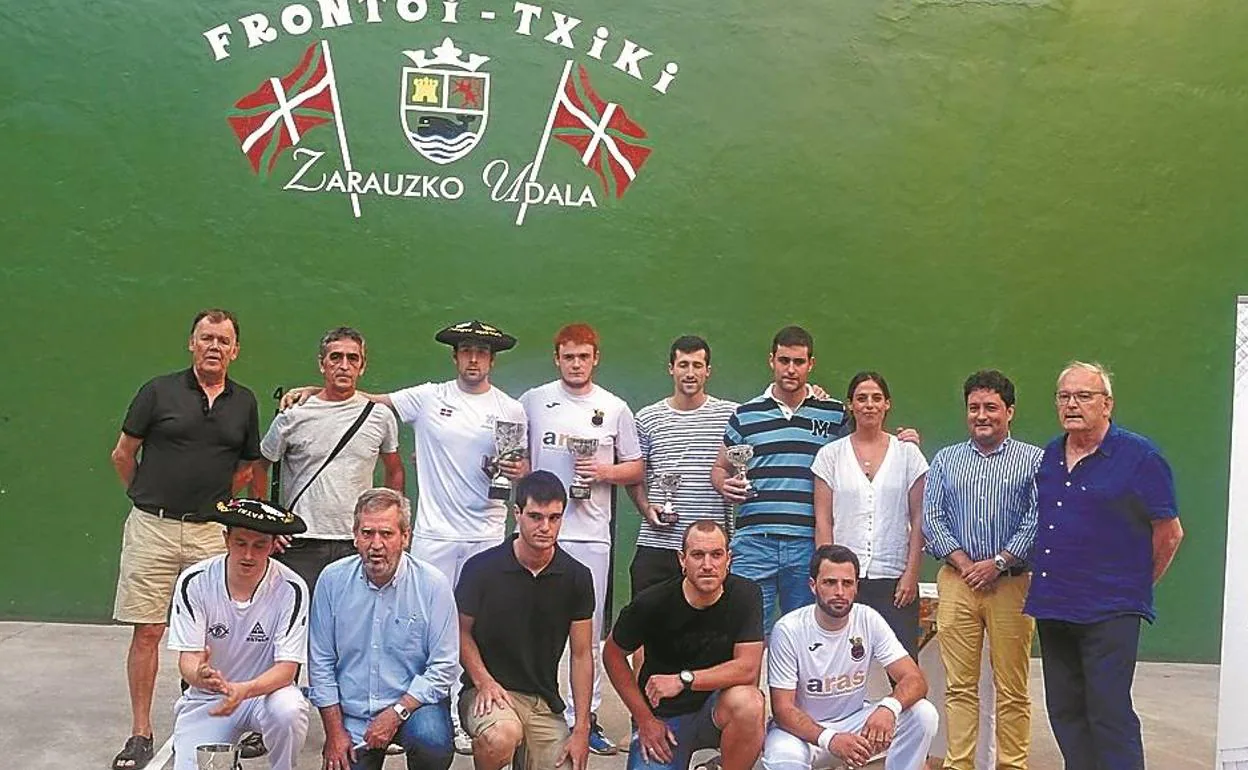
[319,326,367,360]
[1058,360,1114,398]
[352,487,412,533]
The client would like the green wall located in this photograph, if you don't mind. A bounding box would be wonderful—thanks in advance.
[2,0,1243,662]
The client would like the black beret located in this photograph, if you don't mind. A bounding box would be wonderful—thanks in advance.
[211,498,307,536]
[434,320,517,352]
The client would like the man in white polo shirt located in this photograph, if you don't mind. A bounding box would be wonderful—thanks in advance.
[521,322,644,755]
[167,498,310,770]
[764,545,938,770]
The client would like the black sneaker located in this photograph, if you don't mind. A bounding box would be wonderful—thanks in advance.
[239,732,268,759]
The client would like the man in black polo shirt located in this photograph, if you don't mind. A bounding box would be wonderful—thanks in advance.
[456,470,593,770]
[603,520,766,770]
[108,308,263,770]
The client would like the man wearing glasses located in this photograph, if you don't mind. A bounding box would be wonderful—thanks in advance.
[1025,361,1185,770]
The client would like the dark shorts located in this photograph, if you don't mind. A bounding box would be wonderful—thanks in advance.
[630,546,682,598]
[274,538,355,597]
[626,691,721,770]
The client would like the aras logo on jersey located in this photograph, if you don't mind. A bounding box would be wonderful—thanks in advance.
[805,671,867,696]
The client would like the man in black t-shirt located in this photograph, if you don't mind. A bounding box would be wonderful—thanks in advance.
[108,308,263,770]
[603,520,766,770]
[456,471,594,770]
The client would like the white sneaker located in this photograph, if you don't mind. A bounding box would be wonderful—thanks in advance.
[454,725,474,755]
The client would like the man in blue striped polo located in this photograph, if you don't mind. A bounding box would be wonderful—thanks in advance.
[921,370,1042,770]
[711,325,849,632]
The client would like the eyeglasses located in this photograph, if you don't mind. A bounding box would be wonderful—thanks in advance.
[1054,390,1107,404]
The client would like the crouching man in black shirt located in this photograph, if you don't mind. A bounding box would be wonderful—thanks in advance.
[604,520,766,770]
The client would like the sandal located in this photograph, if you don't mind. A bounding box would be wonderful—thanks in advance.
[239,732,268,759]
[693,753,722,770]
[113,735,154,770]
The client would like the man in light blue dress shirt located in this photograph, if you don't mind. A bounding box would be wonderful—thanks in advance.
[309,487,459,770]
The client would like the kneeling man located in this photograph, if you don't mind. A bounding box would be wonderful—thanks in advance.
[604,520,766,770]
[168,498,311,770]
[309,487,458,770]
[764,545,937,770]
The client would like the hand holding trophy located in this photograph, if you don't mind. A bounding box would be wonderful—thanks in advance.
[566,437,600,500]
[726,444,759,500]
[487,420,527,501]
[657,472,682,525]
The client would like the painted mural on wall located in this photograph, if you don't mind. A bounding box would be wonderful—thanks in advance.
[205,0,679,223]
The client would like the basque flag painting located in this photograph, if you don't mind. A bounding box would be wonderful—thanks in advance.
[549,64,652,199]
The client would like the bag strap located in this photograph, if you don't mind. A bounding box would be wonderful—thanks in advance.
[287,401,376,510]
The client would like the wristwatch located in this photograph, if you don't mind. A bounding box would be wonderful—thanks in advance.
[679,670,695,691]
[993,554,1009,573]
[392,703,412,721]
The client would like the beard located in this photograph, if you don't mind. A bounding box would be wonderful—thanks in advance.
[816,595,852,619]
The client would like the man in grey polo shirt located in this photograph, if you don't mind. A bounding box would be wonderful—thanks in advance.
[108,308,263,770]
[253,326,404,596]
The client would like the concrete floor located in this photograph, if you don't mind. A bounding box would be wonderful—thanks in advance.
[0,621,1217,769]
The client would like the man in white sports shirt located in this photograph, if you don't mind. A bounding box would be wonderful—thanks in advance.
[627,335,736,598]
[167,498,311,770]
[283,319,527,754]
[520,322,644,755]
[764,545,938,770]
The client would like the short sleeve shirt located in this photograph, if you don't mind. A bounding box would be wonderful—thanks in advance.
[455,540,594,713]
[122,369,261,516]
[389,381,527,541]
[260,393,399,538]
[767,604,907,723]
[610,574,763,718]
[520,381,643,544]
[1025,423,1178,623]
[811,436,928,578]
[169,555,309,701]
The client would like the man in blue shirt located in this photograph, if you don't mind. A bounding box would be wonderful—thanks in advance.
[1025,362,1184,770]
[922,370,1042,770]
[711,326,849,632]
[309,487,458,770]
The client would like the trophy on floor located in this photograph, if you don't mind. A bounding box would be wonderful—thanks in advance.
[657,472,682,524]
[726,444,759,499]
[566,436,600,500]
[487,420,527,501]
[196,743,241,770]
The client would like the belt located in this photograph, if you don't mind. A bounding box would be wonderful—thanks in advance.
[134,503,203,521]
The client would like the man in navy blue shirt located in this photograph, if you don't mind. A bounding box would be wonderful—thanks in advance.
[1025,362,1184,770]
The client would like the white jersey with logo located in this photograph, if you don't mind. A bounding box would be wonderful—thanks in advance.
[520,380,642,544]
[390,380,527,541]
[767,603,908,724]
[169,555,309,701]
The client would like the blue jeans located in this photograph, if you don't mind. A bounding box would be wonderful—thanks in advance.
[626,692,721,770]
[729,532,814,633]
[1037,616,1144,770]
[350,699,454,770]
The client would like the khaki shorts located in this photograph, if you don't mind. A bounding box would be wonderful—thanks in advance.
[113,507,226,624]
[460,688,569,770]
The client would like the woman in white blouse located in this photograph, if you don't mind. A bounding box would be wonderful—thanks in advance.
[811,371,928,658]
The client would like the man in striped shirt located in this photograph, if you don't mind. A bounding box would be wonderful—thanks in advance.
[626,335,738,597]
[711,326,849,632]
[921,370,1042,770]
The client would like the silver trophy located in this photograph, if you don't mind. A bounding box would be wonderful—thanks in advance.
[487,420,527,501]
[657,472,682,524]
[196,743,241,770]
[566,436,600,500]
[726,444,759,499]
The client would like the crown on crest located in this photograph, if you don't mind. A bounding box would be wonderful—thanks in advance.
[403,37,490,71]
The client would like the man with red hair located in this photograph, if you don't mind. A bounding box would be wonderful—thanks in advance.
[520,323,644,755]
